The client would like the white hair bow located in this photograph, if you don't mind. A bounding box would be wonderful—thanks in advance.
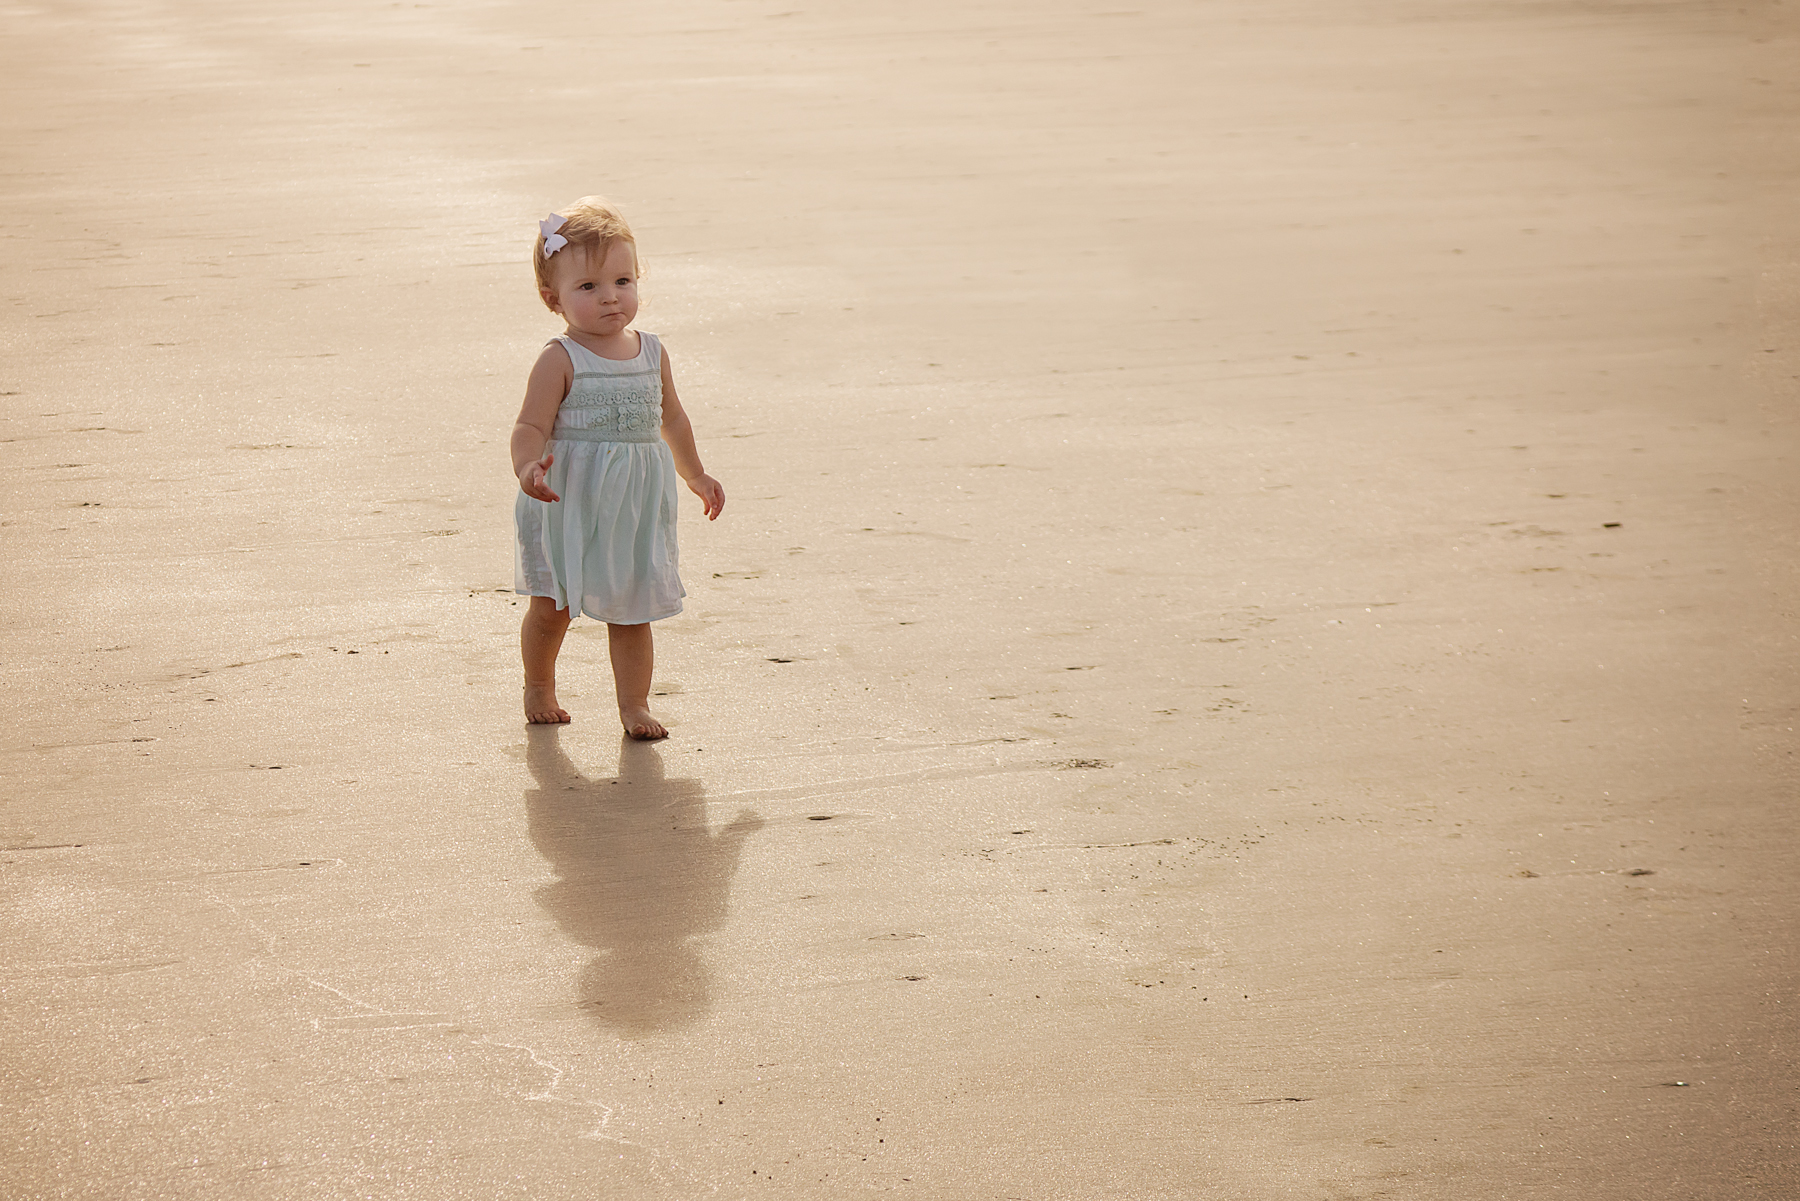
[539,214,568,257]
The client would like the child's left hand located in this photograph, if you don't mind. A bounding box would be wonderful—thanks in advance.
[686,473,725,520]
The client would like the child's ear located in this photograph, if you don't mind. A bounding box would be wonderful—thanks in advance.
[540,287,561,313]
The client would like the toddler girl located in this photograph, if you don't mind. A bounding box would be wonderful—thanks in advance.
[511,197,725,738]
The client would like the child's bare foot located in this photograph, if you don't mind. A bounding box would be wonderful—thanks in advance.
[619,704,667,741]
[524,684,570,724]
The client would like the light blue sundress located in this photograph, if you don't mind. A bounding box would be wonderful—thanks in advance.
[514,332,684,624]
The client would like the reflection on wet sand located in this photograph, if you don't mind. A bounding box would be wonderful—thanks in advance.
[525,728,764,1035]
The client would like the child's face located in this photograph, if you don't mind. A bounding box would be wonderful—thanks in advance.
[540,239,639,338]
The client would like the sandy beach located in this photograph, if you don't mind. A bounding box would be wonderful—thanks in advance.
[3,1,1795,1196]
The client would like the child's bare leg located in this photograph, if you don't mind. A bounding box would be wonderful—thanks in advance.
[521,596,572,723]
[607,622,667,740]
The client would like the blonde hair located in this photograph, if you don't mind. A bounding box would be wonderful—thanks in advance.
[532,195,637,305]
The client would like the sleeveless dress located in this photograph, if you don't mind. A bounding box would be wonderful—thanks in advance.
[514,332,684,623]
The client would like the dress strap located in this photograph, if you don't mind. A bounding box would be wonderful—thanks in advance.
[551,335,590,369]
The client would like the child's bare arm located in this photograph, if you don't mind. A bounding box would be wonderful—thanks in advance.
[512,344,571,503]
[658,349,726,520]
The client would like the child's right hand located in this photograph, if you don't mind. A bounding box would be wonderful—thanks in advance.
[519,452,560,503]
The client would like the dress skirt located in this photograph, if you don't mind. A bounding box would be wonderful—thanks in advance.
[514,434,685,624]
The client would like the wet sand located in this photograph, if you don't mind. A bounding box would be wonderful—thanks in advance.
[3,1,1796,1197]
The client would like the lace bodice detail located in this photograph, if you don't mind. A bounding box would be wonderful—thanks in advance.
[551,333,663,442]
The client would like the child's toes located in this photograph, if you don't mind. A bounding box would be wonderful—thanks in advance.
[523,685,571,724]
[621,708,667,740]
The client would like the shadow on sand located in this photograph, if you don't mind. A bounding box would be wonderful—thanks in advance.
[524,726,764,1036]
